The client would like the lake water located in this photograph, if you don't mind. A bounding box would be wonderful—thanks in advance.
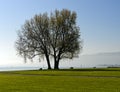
[0,67,40,71]
[0,52,120,71]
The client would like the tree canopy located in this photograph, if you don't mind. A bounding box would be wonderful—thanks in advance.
[15,9,82,69]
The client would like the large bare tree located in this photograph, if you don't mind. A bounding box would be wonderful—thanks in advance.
[50,10,82,69]
[15,9,82,69]
[16,13,52,69]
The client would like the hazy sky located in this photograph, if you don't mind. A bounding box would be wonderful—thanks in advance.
[0,0,120,66]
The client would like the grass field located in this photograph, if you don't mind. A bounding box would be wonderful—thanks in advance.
[0,68,120,92]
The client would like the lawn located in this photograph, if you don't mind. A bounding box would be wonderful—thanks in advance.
[0,68,120,92]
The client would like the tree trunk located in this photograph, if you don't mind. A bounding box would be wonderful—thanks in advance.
[45,54,51,69]
[54,59,59,69]
[54,50,61,69]
[54,57,59,70]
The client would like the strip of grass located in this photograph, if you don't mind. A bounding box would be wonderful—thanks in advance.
[2,68,120,77]
[0,68,120,92]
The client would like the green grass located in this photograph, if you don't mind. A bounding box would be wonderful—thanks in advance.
[0,68,120,92]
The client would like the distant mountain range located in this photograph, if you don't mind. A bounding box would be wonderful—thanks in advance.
[75,51,120,68]
[83,51,120,56]
[95,51,120,55]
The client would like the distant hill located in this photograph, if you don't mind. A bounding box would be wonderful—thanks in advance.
[94,51,120,56]
[60,51,120,68]
[69,51,120,68]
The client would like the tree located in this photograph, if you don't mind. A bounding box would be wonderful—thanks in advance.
[50,10,82,69]
[15,9,82,69]
[15,13,52,69]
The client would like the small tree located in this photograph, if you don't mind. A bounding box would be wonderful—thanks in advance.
[15,9,82,69]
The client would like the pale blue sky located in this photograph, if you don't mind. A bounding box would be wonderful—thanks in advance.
[0,0,120,66]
